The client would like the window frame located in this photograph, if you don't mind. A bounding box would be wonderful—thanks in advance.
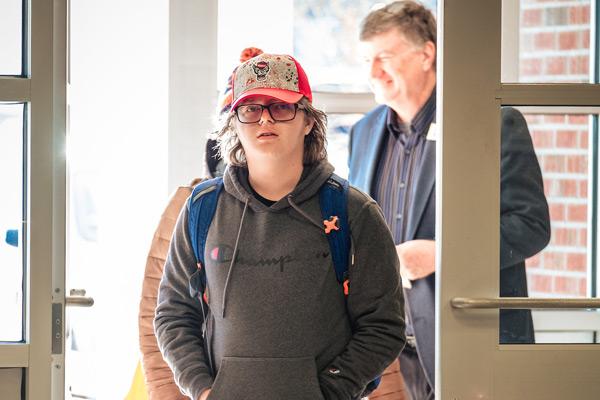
[0,0,67,398]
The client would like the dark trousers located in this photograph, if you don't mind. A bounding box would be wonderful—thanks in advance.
[398,341,434,400]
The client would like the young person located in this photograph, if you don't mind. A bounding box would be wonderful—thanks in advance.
[154,53,406,400]
[138,47,263,400]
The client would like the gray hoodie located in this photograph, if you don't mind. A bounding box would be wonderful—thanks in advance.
[154,161,405,400]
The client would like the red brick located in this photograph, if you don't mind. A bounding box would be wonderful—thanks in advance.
[521,58,543,76]
[549,203,565,221]
[553,227,578,246]
[579,279,588,296]
[559,179,578,197]
[567,204,587,222]
[526,254,541,268]
[530,274,552,293]
[567,253,586,272]
[522,9,543,27]
[556,130,578,148]
[543,178,555,197]
[545,7,568,26]
[569,55,589,75]
[546,57,567,75]
[558,31,578,50]
[554,276,580,295]
[546,115,566,124]
[543,155,565,172]
[580,131,589,149]
[568,115,589,125]
[579,180,588,197]
[582,31,590,49]
[569,5,590,25]
[534,32,556,51]
[531,130,553,148]
[566,155,587,173]
[543,251,565,268]
[580,228,588,247]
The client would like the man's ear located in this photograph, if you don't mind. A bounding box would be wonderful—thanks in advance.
[422,41,436,71]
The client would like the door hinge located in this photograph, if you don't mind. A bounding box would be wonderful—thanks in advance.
[52,303,63,354]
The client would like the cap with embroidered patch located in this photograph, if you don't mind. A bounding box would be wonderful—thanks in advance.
[231,54,312,110]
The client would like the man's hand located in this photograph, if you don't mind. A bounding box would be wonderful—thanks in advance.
[396,240,436,287]
[198,389,211,400]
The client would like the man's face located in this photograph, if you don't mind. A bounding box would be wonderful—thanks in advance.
[359,28,434,107]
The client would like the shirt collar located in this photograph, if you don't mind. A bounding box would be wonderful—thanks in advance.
[386,87,436,138]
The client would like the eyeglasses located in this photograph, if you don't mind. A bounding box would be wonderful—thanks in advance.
[234,102,302,124]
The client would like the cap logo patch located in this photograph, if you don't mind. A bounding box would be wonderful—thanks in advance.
[252,61,270,81]
[233,54,301,101]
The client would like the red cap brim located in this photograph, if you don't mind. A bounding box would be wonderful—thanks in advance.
[231,88,303,110]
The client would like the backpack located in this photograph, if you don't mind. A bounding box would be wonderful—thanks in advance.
[186,174,381,394]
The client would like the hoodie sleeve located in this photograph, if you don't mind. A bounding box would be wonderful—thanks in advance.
[318,196,406,400]
[154,203,213,400]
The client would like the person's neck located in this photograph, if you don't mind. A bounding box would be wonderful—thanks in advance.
[389,75,436,124]
[246,157,304,201]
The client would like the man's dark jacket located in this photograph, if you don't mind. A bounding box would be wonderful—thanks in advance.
[348,105,551,388]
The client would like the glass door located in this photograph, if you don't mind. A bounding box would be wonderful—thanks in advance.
[0,0,67,398]
[437,0,600,398]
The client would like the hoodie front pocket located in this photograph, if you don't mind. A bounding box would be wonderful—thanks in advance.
[208,356,325,400]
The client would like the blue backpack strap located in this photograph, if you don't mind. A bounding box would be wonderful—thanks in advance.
[320,175,382,394]
[187,177,224,302]
[319,174,350,292]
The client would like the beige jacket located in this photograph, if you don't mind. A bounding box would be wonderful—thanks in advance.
[138,183,197,400]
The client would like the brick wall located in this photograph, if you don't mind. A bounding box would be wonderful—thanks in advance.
[520,0,592,298]
[520,0,590,83]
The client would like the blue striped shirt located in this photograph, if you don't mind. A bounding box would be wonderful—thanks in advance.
[373,90,436,244]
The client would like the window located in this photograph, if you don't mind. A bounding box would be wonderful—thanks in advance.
[501,0,600,343]
[0,0,24,75]
[0,103,24,342]
[503,0,593,83]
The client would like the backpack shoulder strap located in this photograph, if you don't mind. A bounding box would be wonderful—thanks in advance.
[187,177,224,300]
[320,175,382,395]
[319,174,351,291]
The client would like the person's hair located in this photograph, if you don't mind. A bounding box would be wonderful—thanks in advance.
[359,1,436,48]
[216,97,328,167]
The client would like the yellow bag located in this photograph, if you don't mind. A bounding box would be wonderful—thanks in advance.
[124,361,148,400]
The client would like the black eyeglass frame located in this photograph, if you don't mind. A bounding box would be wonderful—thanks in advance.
[234,102,303,124]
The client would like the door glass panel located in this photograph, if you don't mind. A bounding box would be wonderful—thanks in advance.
[0,104,24,342]
[0,0,24,75]
[500,107,599,344]
[0,368,23,400]
[502,0,593,83]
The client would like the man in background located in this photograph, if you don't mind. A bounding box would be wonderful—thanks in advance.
[348,1,550,398]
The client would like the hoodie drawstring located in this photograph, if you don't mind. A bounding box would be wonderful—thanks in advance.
[221,196,249,318]
[287,195,324,231]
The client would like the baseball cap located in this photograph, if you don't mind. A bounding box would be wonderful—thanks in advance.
[219,47,264,115]
[231,54,313,110]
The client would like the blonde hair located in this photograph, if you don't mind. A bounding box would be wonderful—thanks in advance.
[216,97,328,166]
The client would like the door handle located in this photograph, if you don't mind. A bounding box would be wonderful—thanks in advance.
[66,288,94,307]
[451,297,600,309]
